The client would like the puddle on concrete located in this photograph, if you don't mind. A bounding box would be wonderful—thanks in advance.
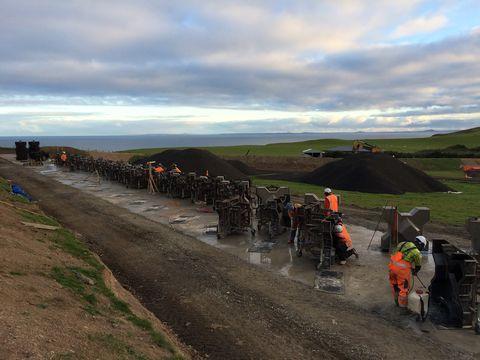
[248,242,275,253]
[130,200,147,205]
[144,205,166,212]
[170,215,199,224]
[107,193,133,198]
[315,270,345,294]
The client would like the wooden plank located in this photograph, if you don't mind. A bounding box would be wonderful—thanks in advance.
[21,221,60,230]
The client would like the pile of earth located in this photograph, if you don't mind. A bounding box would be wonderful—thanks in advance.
[226,159,261,175]
[302,153,453,194]
[135,148,247,180]
[41,146,88,156]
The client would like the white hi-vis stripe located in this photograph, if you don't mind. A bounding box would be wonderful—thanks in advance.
[390,260,409,269]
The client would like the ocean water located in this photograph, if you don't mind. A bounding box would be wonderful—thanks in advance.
[0,131,447,152]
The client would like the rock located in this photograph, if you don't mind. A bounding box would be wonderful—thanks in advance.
[73,271,95,286]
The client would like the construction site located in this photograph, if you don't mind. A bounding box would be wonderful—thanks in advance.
[0,137,479,359]
[4,2,480,358]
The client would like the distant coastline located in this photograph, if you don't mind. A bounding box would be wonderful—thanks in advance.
[0,130,450,152]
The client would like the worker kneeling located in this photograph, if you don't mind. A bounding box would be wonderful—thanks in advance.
[333,224,358,265]
[388,236,427,307]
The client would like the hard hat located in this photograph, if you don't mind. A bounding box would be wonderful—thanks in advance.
[294,203,302,208]
[414,235,427,251]
[324,188,332,194]
[334,224,343,233]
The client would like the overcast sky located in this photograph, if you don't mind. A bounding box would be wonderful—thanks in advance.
[1,0,480,135]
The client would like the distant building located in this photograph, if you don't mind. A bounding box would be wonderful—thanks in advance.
[302,148,324,157]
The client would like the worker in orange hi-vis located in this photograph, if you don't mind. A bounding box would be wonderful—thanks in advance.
[388,236,426,307]
[333,224,358,264]
[171,163,181,173]
[60,151,67,164]
[154,165,165,173]
[323,187,339,215]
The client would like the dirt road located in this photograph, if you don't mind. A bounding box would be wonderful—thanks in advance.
[0,159,472,360]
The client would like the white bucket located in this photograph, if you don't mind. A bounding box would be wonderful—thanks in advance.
[408,289,429,320]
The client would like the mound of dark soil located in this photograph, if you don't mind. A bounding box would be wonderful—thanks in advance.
[226,159,261,175]
[135,148,247,180]
[302,153,453,194]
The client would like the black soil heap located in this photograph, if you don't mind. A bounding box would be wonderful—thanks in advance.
[135,148,247,180]
[302,153,452,194]
[226,159,260,175]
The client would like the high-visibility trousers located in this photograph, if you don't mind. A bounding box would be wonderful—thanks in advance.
[389,270,411,307]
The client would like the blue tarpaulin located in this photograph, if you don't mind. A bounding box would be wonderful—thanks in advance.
[11,184,32,202]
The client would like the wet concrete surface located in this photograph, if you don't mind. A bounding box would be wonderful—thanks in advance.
[4,156,478,355]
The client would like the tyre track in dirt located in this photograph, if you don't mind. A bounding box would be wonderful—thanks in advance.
[0,159,472,360]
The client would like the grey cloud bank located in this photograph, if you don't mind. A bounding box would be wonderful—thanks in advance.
[0,1,479,135]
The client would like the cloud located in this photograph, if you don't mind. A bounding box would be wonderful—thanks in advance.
[0,0,479,135]
[392,14,448,38]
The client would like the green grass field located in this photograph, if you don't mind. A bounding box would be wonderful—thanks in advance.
[124,127,480,157]
[402,158,464,179]
[253,177,479,226]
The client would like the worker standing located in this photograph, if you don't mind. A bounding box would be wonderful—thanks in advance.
[287,203,302,245]
[60,151,67,165]
[388,236,427,307]
[171,163,181,173]
[324,188,338,215]
[333,224,358,264]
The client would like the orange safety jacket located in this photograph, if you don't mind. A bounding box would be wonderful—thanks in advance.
[463,165,480,172]
[325,194,339,212]
[154,166,165,173]
[388,245,414,278]
[337,226,352,248]
[172,166,181,173]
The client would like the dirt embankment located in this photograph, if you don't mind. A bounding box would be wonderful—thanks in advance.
[136,148,247,179]
[222,155,338,173]
[88,150,135,162]
[41,147,134,162]
[0,159,472,360]
[41,146,88,156]
[0,177,188,359]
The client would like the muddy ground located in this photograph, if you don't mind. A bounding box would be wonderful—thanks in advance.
[0,158,477,360]
[0,177,187,359]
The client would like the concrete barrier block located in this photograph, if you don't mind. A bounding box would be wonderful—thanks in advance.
[304,193,321,205]
[409,207,430,228]
[466,217,480,252]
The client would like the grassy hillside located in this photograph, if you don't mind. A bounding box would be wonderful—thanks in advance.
[0,177,185,359]
[124,127,480,157]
